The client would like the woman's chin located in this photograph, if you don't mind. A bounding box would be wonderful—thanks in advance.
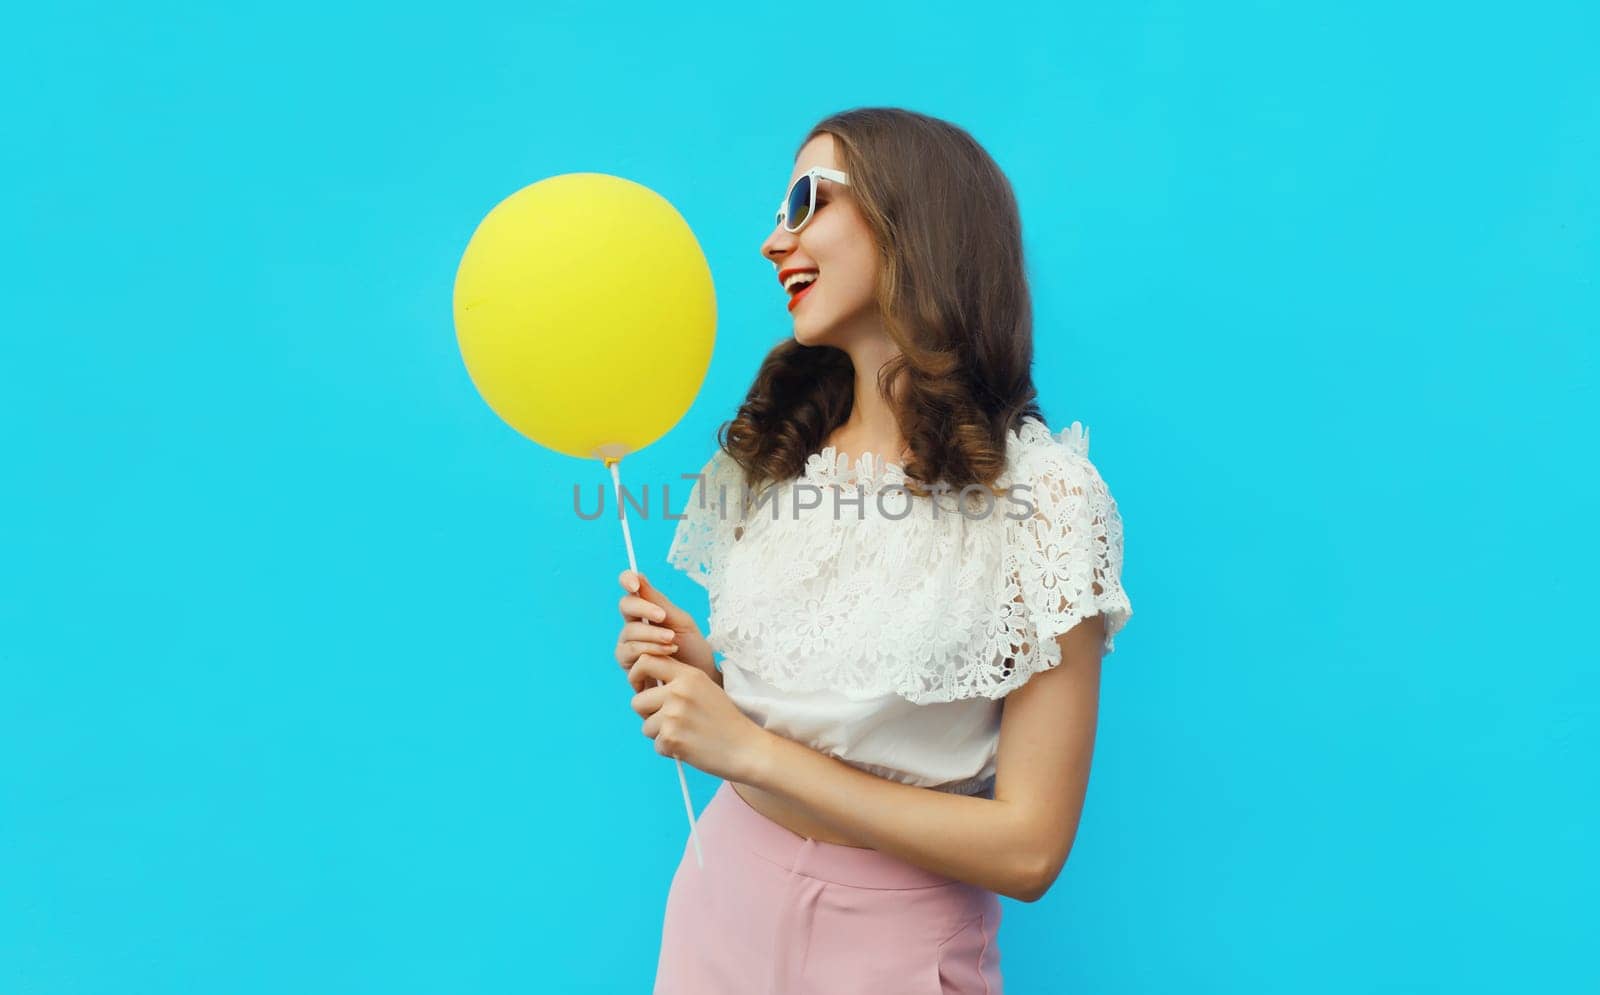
[791,317,833,346]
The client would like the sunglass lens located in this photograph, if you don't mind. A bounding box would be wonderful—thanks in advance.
[785,175,812,231]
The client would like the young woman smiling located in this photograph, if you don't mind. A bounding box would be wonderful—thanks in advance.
[615,107,1134,994]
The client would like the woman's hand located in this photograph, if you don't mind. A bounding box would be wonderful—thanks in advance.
[615,569,719,686]
[627,654,770,784]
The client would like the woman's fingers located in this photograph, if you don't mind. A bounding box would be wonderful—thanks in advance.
[619,571,688,628]
[627,571,678,613]
[615,612,679,668]
[621,618,677,646]
[628,653,672,693]
[613,572,684,688]
[614,618,678,661]
[617,592,667,623]
[616,637,679,670]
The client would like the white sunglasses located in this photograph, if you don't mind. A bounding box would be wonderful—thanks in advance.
[774,167,851,233]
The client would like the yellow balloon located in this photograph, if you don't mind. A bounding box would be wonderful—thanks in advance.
[452,173,716,461]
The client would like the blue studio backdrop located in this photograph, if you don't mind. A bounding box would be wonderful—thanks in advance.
[1,2,1594,992]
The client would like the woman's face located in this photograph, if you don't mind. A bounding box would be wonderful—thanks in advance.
[760,133,880,346]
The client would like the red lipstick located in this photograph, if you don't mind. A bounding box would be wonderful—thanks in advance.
[787,279,816,312]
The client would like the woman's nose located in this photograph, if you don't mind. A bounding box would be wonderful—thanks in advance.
[762,224,796,261]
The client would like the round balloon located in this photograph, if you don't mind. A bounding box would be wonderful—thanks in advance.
[452,173,716,461]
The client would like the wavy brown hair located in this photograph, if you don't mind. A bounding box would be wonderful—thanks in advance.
[718,106,1047,499]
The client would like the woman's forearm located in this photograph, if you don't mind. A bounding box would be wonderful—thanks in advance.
[738,730,1042,902]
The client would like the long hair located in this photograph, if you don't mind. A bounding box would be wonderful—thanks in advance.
[719,107,1046,498]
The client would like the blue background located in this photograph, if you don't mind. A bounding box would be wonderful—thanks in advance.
[3,2,1595,992]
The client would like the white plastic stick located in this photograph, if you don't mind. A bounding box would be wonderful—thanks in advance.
[606,457,705,870]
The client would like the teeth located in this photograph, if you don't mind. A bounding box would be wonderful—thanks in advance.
[784,272,818,293]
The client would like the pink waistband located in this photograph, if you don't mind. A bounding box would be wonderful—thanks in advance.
[710,780,971,891]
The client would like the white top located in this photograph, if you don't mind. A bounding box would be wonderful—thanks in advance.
[665,416,1133,798]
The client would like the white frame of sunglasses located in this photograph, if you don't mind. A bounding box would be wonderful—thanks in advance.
[774,167,851,233]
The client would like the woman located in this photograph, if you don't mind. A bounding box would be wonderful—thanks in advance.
[614,107,1133,994]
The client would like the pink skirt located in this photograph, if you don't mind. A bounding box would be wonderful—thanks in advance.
[653,780,1003,994]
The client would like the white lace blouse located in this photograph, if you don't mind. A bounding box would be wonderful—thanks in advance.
[665,416,1133,798]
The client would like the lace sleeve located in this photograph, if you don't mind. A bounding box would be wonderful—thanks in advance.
[1001,441,1133,677]
[665,448,742,590]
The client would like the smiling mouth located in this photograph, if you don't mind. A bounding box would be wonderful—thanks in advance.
[787,279,817,311]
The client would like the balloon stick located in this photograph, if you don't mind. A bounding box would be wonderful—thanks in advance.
[604,456,706,870]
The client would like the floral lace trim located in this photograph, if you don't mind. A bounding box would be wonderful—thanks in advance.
[666,417,1132,703]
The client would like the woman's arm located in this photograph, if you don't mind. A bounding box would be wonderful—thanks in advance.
[741,614,1105,903]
